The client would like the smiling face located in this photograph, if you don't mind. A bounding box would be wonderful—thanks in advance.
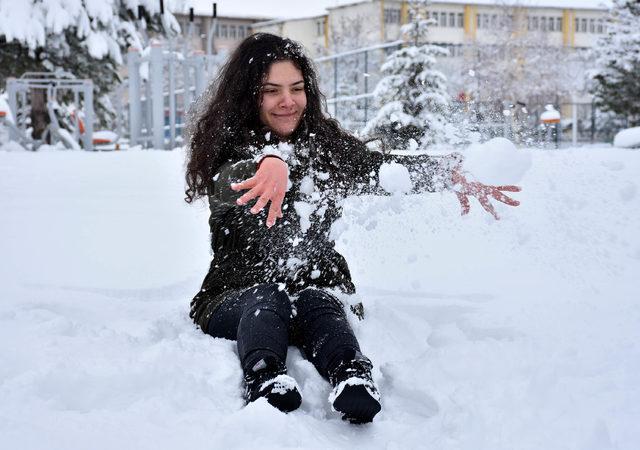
[258,60,307,138]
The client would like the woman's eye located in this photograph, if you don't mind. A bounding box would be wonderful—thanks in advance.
[263,89,277,94]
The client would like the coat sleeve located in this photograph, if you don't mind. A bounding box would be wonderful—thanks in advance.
[327,135,463,195]
[207,159,259,252]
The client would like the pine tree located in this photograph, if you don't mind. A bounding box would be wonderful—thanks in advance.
[363,4,450,149]
[0,0,178,133]
[591,0,640,126]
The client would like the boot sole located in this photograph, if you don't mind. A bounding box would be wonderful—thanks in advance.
[332,384,381,424]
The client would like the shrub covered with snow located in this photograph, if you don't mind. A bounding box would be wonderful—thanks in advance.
[613,127,640,149]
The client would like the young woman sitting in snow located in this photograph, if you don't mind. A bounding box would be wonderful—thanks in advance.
[185,33,520,423]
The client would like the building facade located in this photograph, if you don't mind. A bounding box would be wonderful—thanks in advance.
[252,1,608,57]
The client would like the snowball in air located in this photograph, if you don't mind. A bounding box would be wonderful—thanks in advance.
[379,162,412,194]
[462,137,531,185]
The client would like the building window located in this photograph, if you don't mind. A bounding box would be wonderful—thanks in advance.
[316,19,324,36]
[477,14,488,29]
[556,17,562,31]
[220,24,228,38]
[596,19,603,33]
[430,12,438,26]
[384,8,401,24]
[439,11,447,27]
[540,17,547,31]
[449,12,455,27]
[589,18,596,33]
[457,13,464,27]
[229,24,237,39]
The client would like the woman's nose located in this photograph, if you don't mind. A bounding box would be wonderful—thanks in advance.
[280,92,295,108]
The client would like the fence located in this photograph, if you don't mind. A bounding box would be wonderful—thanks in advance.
[314,42,628,146]
[315,40,403,130]
[454,100,630,147]
[103,40,633,149]
[120,41,222,150]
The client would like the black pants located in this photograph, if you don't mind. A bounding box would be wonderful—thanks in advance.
[205,284,362,379]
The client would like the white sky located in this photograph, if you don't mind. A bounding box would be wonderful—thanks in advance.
[172,0,613,20]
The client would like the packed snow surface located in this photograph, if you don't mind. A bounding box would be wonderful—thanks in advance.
[613,127,640,149]
[461,137,532,185]
[1,146,639,449]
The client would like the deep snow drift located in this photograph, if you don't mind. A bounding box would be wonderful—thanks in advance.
[0,146,638,449]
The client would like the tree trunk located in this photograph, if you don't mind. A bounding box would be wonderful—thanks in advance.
[30,88,48,141]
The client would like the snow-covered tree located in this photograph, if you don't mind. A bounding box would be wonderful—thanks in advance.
[590,0,640,126]
[363,5,450,149]
[0,0,179,134]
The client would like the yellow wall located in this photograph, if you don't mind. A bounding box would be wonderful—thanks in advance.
[563,9,575,47]
[464,5,477,41]
[400,0,408,25]
[380,0,385,41]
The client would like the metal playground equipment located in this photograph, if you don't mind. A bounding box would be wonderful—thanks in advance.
[3,72,116,151]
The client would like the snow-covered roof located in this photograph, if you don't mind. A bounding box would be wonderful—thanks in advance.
[171,0,613,23]
[170,0,355,20]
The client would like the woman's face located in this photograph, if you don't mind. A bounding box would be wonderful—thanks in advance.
[259,61,307,138]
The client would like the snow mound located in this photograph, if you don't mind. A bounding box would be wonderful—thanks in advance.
[613,127,640,149]
[0,140,27,152]
[462,137,532,185]
[379,162,412,194]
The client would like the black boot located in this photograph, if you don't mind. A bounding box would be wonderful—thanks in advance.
[244,356,302,413]
[328,350,381,424]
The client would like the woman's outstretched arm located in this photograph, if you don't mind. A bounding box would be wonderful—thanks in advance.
[336,139,521,219]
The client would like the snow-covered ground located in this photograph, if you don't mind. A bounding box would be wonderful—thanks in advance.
[0,146,638,449]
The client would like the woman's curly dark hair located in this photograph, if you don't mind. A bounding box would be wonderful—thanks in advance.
[184,32,346,203]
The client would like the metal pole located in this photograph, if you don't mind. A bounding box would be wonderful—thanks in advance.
[127,48,141,147]
[6,78,19,142]
[363,51,369,123]
[333,58,338,117]
[206,3,218,58]
[591,99,596,144]
[184,56,193,111]
[572,95,578,147]
[20,90,28,135]
[73,90,80,142]
[150,42,165,149]
[168,48,176,149]
[194,52,206,98]
[83,80,94,151]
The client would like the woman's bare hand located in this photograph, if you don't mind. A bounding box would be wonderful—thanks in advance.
[231,156,288,228]
[451,169,521,220]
